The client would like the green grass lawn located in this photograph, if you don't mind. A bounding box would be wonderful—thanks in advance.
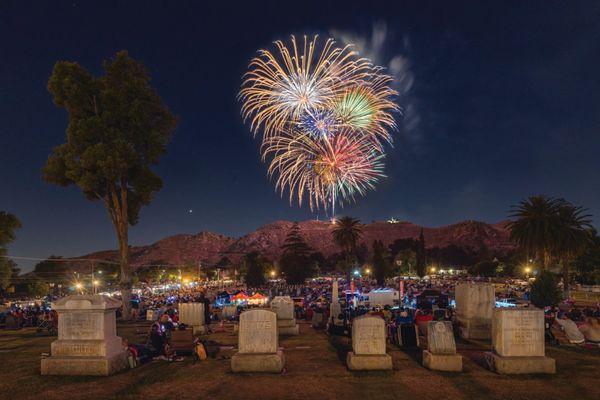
[0,321,598,400]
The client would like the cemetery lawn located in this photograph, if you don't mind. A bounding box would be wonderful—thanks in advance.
[1,322,599,400]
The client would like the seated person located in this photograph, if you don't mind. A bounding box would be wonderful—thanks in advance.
[395,309,414,325]
[414,308,433,325]
[579,317,600,343]
[159,314,175,338]
[554,312,585,344]
[146,322,169,359]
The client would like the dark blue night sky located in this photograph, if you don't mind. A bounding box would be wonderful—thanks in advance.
[1,1,599,270]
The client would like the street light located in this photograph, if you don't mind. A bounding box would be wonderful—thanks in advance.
[270,270,276,278]
[365,268,371,274]
[430,267,436,274]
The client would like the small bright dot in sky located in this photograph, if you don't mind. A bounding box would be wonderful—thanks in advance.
[188,209,193,214]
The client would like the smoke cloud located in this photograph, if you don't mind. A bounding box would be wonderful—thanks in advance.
[330,22,422,153]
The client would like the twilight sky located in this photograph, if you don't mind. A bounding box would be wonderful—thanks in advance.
[1,1,599,270]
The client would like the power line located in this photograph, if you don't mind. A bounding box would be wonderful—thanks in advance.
[1,254,206,269]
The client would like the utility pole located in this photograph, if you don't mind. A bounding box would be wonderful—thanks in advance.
[91,261,95,294]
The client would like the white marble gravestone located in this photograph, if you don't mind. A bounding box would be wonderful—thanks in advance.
[231,309,284,373]
[346,315,392,370]
[485,308,555,374]
[41,295,127,376]
[455,283,495,339]
[332,280,339,302]
[422,321,462,371]
[330,280,343,326]
[271,296,299,335]
[178,302,205,334]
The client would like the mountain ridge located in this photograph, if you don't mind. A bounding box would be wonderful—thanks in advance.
[73,219,515,268]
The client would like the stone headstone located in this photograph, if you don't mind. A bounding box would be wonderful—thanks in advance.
[493,308,544,357]
[329,301,342,326]
[455,283,495,339]
[332,280,339,302]
[346,315,392,370]
[311,310,324,328]
[485,308,555,374]
[178,302,205,334]
[231,309,284,372]
[352,316,387,355]
[271,296,294,320]
[41,295,127,376]
[427,321,456,355]
[422,321,462,372]
[271,296,299,335]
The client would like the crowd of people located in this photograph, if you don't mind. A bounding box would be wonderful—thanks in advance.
[2,277,599,359]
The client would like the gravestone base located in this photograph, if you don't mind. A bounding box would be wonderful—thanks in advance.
[231,351,285,373]
[346,352,393,371]
[277,319,299,335]
[485,352,556,374]
[458,318,491,339]
[191,325,207,335]
[422,350,462,372]
[41,351,127,376]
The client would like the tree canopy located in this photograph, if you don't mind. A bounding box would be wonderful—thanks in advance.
[371,240,391,286]
[243,252,269,288]
[43,51,177,318]
[279,222,313,284]
[508,195,593,293]
[0,211,21,291]
[33,256,70,284]
[332,216,363,278]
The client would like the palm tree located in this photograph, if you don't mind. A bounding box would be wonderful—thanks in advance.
[332,216,363,278]
[554,201,592,295]
[508,195,593,296]
[507,195,562,269]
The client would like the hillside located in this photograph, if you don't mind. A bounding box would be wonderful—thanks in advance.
[74,219,515,269]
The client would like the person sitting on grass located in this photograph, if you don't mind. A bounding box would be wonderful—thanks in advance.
[579,316,600,344]
[554,312,585,344]
[147,322,170,360]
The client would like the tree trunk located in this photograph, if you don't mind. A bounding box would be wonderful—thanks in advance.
[562,259,570,299]
[107,183,132,320]
[118,224,132,320]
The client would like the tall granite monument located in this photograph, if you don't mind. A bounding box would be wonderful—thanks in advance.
[178,302,205,334]
[455,282,495,339]
[486,308,556,374]
[41,295,127,376]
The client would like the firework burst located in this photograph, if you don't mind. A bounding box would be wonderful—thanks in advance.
[240,35,371,138]
[240,35,398,212]
[263,129,385,211]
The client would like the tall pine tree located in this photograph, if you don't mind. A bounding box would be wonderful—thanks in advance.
[279,223,313,284]
[415,228,427,277]
[372,240,391,286]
